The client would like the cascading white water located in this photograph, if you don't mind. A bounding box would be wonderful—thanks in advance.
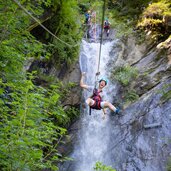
[70,39,117,171]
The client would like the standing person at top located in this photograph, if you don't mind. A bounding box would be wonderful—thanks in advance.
[85,10,91,25]
[103,18,111,37]
[80,72,120,119]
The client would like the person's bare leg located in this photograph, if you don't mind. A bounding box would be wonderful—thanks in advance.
[103,101,116,112]
[86,98,94,106]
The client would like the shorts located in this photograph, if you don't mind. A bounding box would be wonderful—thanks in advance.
[86,99,105,109]
[104,26,110,29]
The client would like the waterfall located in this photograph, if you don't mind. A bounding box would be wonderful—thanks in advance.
[68,39,117,171]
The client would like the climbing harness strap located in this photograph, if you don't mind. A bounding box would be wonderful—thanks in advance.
[89,88,102,115]
[91,99,102,110]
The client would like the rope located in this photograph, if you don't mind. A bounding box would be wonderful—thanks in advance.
[95,0,106,85]
[94,12,96,42]
[12,0,80,48]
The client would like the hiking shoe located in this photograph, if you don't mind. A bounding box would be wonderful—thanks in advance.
[115,108,120,114]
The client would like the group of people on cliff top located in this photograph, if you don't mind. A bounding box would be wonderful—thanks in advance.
[84,10,111,37]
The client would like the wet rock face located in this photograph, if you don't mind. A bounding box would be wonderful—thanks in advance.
[59,35,171,171]
[107,36,171,171]
[109,81,171,171]
[28,57,82,107]
[60,61,82,107]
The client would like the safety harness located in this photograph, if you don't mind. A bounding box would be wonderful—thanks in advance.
[89,88,102,115]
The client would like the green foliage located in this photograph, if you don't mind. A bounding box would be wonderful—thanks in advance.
[65,107,80,126]
[90,0,104,23]
[167,157,171,171]
[57,82,80,126]
[0,0,81,170]
[159,83,171,102]
[111,65,138,86]
[0,75,69,170]
[137,1,171,41]
[107,0,151,37]
[78,0,91,13]
[48,0,82,66]
[58,81,77,101]
[0,0,50,82]
[94,161,116,171]
[142,2,169,18]
[106,9,133,38]
[125,89,139,103]
[78,0,103,22]
[107,0,171,41]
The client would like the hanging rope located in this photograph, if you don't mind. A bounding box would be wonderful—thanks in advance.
[12,0,80,48]
[95,0,106,86]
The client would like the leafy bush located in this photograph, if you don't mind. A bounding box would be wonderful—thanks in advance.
[107,0,171,41]
[0,0,81,170]
[110,10,133,38]
[94,161,116,171]
[111,65,138,86]
[0,76,69,170]
[45,0,82,66]
[137,1,171,41]
[125,90,139,103]
[107,0,151,37]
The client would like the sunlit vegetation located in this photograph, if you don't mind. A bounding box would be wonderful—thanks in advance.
[106,0,171,42]
[94,161,116,171]
[111,65,139,105]
[111,65,138,86]
[137,1,171,41]
[106,0,151,37]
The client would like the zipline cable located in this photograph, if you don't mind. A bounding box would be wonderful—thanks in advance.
[12,0,80,48]
[95,0,106,85]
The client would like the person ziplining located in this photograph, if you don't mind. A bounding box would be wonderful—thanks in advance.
[80,72,120,119]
